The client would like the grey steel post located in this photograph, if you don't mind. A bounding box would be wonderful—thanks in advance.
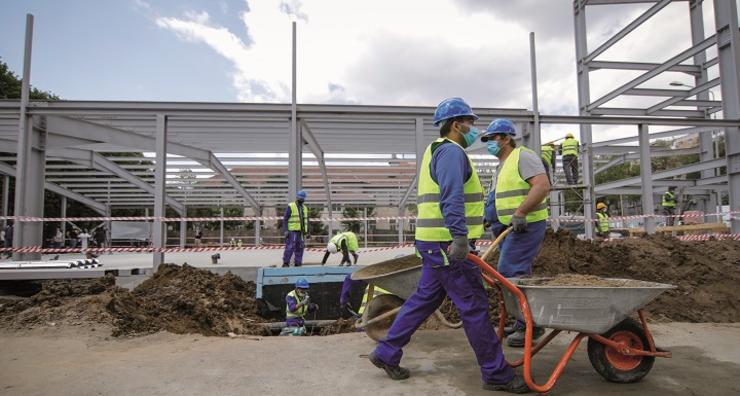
[398,208,404,244]
[179,217,186,248]
[60,196,66,247]
[219,207,224,247]
[3,175,9,228]
[530,32,542,153]
[288,21,301,199]
[574,3,594,239]
[105,205,111,249]
[691,0,719,223]
[363,207,368,248]
[152,114,167,270]
[254,208,261,246]
[714,0,740,232]
[639,124,656,234]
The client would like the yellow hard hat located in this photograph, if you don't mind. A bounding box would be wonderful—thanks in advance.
[596,202,607,210]
[566,132,574,139]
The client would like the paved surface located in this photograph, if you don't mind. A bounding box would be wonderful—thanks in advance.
[1,322,739,395]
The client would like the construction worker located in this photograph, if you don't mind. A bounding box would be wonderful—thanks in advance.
[560,132,579,185]
[281,278,319,336]
[338,274,391,317]
[596,202,610,238]
[662,187,677,226]
[282,190,309,267]
[322,231,359,266]
[483,118,550,348]
[369,98,528,393]
[540,142,556,182]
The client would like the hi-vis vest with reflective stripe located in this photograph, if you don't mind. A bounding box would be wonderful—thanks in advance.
[330,232,359,252]
[561,138,579,157]
[358,285,391,315]
[415,138,485,241]
[662,192,676,208]
[540,145,553,164]
[495,147,549,225]
[287,202,308,232]
[285,290,308,319]
[596,212,610,232]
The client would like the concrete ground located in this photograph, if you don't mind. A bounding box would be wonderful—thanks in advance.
[1,322,738,395]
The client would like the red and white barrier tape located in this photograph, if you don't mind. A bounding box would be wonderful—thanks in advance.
[675,233,740,241]
[1,211,738,223]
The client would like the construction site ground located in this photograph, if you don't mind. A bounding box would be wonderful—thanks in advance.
[1,322,739,396]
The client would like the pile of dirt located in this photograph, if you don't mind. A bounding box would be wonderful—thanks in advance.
[107,264,269,337]
[319,318,357,336]
[520,274,646,287]
[0,276,117,330]
[486,230,740,322]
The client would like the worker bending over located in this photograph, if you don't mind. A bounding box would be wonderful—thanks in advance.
[368,98,529,393]
[322,231,359,266]
[482,118,550,348]
[281,278,319,336]
[596,202,610,238]
[282,190,309,267]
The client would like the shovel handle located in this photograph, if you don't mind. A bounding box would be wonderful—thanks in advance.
[480,227,512,263]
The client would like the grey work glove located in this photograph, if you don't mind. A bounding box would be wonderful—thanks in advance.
[448,235,471,262]
[511,214,528,233]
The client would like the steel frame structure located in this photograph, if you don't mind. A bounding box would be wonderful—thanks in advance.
[0,2,738,264]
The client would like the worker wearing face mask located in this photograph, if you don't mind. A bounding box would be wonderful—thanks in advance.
[482,119,550,348]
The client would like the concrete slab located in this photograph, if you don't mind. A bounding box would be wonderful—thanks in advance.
[0,323,738,395]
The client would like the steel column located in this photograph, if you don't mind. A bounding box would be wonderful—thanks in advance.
[2,175,8,228]
[60,196,66,247]
[639,124,656,234]
[152,114,167,270]
[288,21,301,199]
[180,218,186,248]
[530,32,541,154]
[219,207,224,247]
[714,0,740,232]
[574,3,594,239]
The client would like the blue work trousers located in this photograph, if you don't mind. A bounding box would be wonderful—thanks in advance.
[282,231,305,266]
[497,220,547,278]
[373,241,514,384]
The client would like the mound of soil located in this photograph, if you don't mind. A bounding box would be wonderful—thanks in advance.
[107,264,269,337]
[520,274,648,287]
[319,318,357,336]
[487,230,740,322]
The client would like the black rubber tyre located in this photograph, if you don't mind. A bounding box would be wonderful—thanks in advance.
[587,318,655,383]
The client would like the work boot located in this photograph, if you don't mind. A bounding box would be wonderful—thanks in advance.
[281,263,289,268]
[368,352,410,380]
[506,327,546,348]
[482,374,532,393]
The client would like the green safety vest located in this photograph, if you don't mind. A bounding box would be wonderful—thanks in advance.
[415,138,485,241]
[495,147,550,225]
[330,232,359,252]
[561,138,579,157]
[540,145,554,164]
[662,192,676,208]
[287,202,308,232]
[285,290,308,319]
[358,285,391,315]
[596,212,610,233]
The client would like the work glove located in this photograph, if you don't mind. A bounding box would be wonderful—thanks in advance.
[511,214,527,233]
[448,235,470,262]
[283,231,290,239]
[299,295,310,306]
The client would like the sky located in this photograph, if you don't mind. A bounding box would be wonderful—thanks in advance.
[0,0,724,143]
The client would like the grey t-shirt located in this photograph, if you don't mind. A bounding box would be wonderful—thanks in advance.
[494,149,546,184]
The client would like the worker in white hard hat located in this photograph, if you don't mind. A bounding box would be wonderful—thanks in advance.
[321,231,359,266]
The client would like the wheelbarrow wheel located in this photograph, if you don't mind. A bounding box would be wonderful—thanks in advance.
[587,318,655,383]
[364,294,405,342]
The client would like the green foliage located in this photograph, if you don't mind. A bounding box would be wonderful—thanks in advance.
[0,58,60,100]
[308,206,326,235]
[341,206,375,233]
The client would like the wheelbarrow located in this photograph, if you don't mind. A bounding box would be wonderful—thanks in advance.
[469,228,675,393]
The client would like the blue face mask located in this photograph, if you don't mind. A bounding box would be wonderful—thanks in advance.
[461,126,479,148]
[486,140,501,156]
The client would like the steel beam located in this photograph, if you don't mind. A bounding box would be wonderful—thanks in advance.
[152,114,167,269]
[714,0,740,232]
[197,153,261,212]
[593,126,718,147]
[646,78,720,114]
[587,34,718,111]
[301,120,332,236]
[595,158,726,191]
[574,2,594,239]
[638,125,656,234]
[588,60,701,74]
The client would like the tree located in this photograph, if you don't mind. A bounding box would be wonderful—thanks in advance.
[341,206,375,234]
[0,58,60,100]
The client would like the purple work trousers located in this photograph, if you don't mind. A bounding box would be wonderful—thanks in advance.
[282,231,304,266]
[373,241,514,384]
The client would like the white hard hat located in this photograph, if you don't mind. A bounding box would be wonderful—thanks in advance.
[327,242,338,254]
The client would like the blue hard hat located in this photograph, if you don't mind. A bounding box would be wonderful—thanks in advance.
[295,278,309,289]
[432,97,479,126]
[482,118,517,139]
[296,190,307,200]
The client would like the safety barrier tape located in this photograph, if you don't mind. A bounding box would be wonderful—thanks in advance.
[0,210,737,223]
[675,233,740,241]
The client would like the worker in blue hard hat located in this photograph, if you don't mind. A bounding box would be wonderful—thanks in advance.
[369,99,529,393]
[482,119,550,349]
[281,278,319,336]
[282,190,310,267]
